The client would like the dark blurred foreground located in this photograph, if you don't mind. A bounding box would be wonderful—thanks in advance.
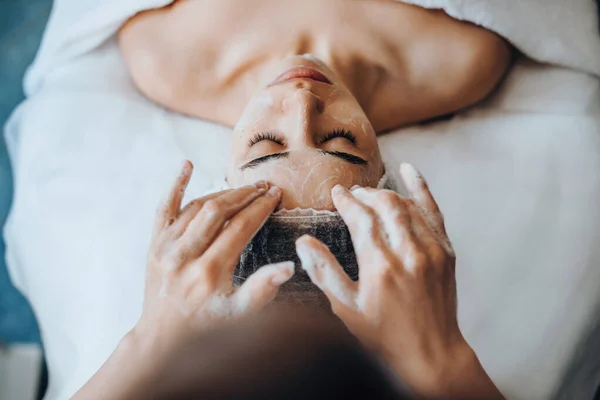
[153,305,411,400]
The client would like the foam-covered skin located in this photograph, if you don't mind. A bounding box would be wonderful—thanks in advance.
[226,56,384,210]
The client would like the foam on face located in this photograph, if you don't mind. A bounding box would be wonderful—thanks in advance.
[238,153,361,209]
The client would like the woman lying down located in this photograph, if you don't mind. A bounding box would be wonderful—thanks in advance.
[75,0,513,398]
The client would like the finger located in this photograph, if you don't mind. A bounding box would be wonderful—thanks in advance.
[174,181,268,238]
[405,201,455,266]
[232,262,295,314]
[352,188,420,262]
[331,185,390,267]
[153,160,193,236]
[296,235,357,311]
[399,163,447,236]
[170,189,233,236]
[355,178,453,257]
[201,186,282,286]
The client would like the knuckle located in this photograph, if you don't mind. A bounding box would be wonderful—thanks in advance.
[404,198,417,210]
[446,250,457,269]
[375,263,395,281]
[156,204,169,218]
[196,264,220,288]
[407,251,429,274]
[201,199,224,219]
[429,244,448,266]
[163,247,187,270]
[228,217,248,233]
[185,199,203,211]
[377,190,401,206]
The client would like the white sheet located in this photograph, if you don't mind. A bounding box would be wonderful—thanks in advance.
[4,1,600,400]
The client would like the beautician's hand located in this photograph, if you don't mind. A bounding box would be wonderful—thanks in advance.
[73,160,293,400]
[296,163,504,400]
[136,160,293,347]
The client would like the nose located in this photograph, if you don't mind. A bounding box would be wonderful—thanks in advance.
[283,88,324,116]
[282,88,325,146]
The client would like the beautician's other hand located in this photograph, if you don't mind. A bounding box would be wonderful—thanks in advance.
[296,163,504,400]
[137,160,294,348]
[73,161,293,400]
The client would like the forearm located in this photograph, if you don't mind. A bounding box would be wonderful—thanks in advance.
[390,345,505,400]
[439,347,505,400]
[72,331,162,400]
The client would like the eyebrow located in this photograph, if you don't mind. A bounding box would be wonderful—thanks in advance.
[240,150,368,170]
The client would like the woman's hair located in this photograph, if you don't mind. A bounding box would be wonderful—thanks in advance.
[235,210,358,306]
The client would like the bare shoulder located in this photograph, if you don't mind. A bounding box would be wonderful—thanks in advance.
[118,3,181,107]
[118,1,219,113]
[366,5,513,131]
[407,13,513,100]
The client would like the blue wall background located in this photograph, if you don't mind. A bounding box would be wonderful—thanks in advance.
[0,0,53,344]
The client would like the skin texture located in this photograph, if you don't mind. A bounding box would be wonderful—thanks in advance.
[118,0,512,209]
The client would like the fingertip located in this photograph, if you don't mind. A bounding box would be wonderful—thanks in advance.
[295,234,314,247]
[331,184,349,197]
[181,159,194,174]
[277,261,295,275]
[270,261,295,286]
[296,240,316,268]
[400,163,427,195]
[331,185,354,212]
[399,162,416,176]
[296,235,328,258]
[265,186,282,199]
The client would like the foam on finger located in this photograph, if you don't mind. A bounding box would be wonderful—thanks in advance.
[296,236,357,309]
[233,261,296,314]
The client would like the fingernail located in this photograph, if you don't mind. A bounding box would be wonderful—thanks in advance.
[296,245,316,273]
[254,180,269,193]
[266,186,282,198]
[181,159,193,171]
[295,234,312,245]
[401,163,421,179]
[350,185,362,191]
[332,185,347,195]
[270,262,295,285]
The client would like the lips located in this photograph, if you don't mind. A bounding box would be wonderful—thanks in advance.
[269,67,332,86]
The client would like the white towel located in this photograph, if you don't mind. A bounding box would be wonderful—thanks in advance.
[25,0,600,98]
[401,0,600,76]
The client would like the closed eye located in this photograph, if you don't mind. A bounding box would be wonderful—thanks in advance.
[320,129,357,145]
[248,132,285,147]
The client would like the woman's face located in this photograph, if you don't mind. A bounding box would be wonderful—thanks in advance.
[227,56,384,210]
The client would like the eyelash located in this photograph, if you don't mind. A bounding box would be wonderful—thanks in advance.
[247,129,357,147]
[248,132,285,147]
[321,129,357,144]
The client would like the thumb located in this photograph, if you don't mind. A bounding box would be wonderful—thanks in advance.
[295,235,357,312]
[232,261,295,314]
